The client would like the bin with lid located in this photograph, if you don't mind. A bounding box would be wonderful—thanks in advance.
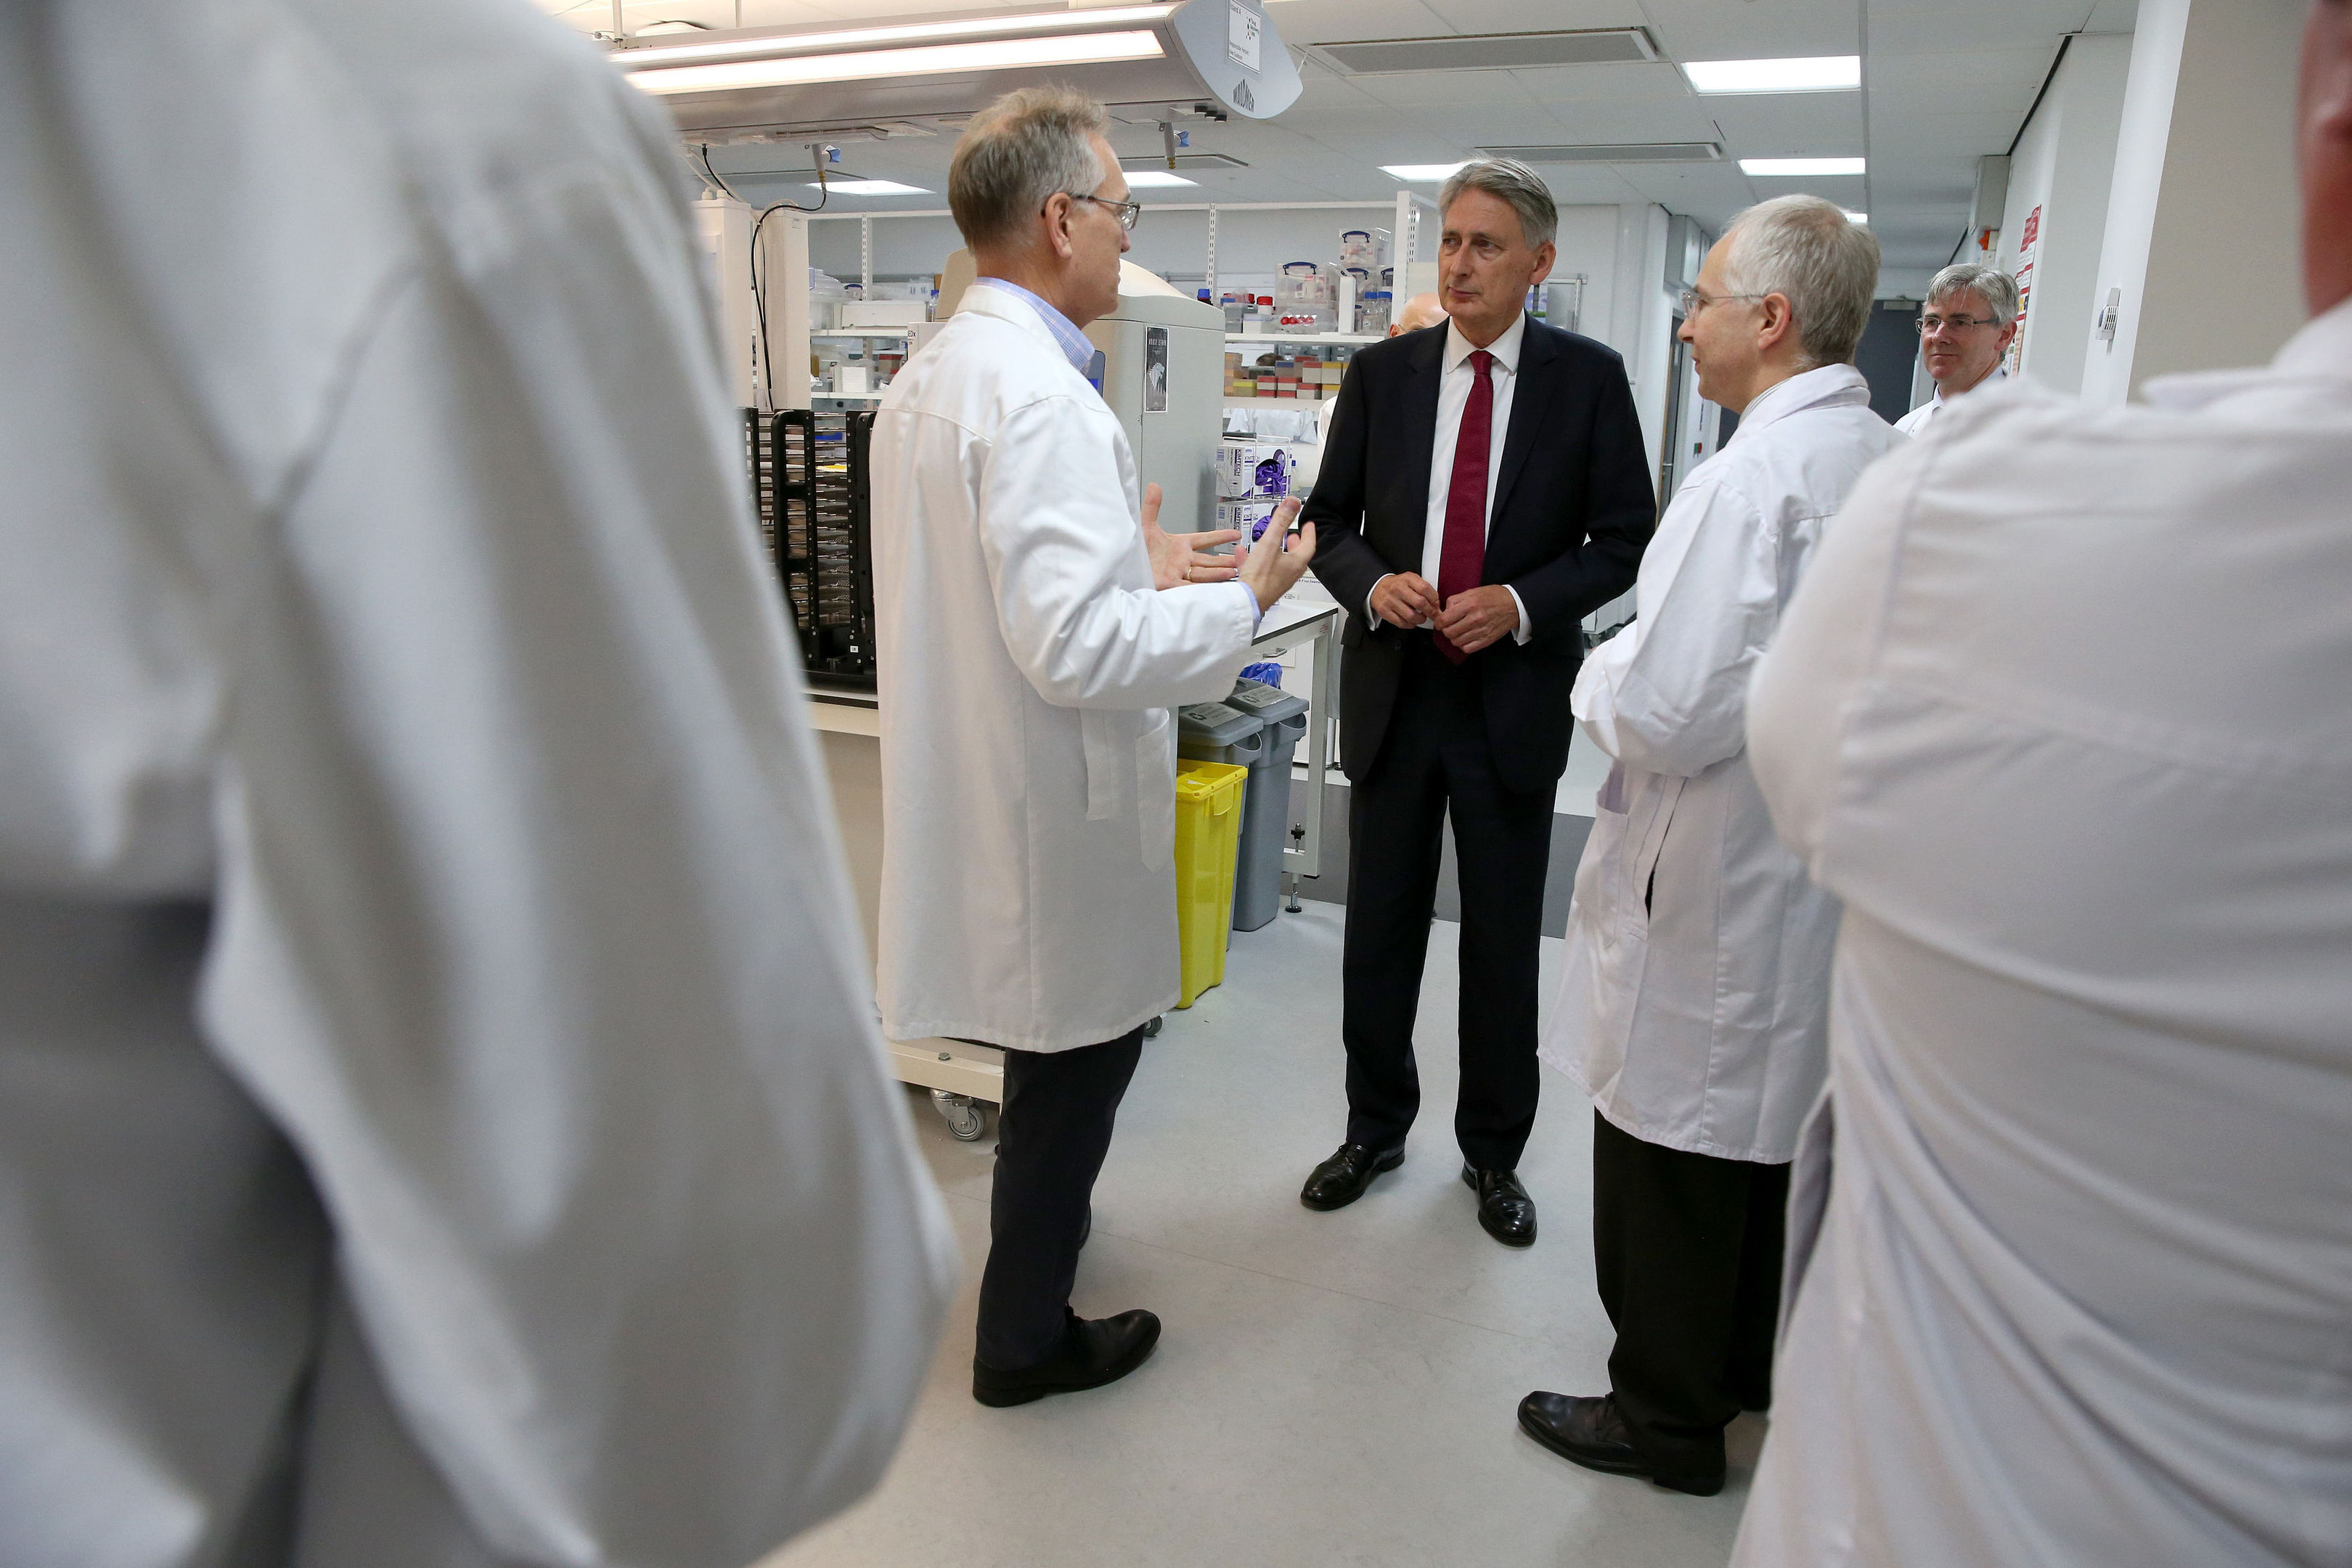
[1222,677,1312,931]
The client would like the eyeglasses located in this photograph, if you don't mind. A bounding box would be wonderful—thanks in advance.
[1071,192,1142,232]
[1677,287,1765,318]
[1917,314,2004,334]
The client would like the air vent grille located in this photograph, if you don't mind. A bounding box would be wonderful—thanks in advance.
[1479,142,1723,165]
[1320,28,1656,75]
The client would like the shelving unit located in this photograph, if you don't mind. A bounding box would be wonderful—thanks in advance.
[1225,332,1386,346]
[812,329,911,340]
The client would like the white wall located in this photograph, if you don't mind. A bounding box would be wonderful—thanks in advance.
[2001,33,2134,396]
[2081,0,2307,404]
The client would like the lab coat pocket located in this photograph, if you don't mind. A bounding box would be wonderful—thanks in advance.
[1138,709,1175,869]
[1612,769,1682,939]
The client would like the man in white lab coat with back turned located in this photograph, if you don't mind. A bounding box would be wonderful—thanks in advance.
[872,88,1315,1409]
[1520,196,1901,1497]
[1733,4,2352,1560]
[0,2,954,1564]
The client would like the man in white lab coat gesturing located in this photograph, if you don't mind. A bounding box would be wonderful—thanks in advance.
[1522,196,1901,1497]
[871,88,1315,1409]
[1733,5,2352,1561]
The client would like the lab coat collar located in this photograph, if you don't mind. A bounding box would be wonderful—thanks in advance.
[2141,295,2352,412]
[1728,363,1871,444]
[1443,311,1527,375]
[955,282,1083,369]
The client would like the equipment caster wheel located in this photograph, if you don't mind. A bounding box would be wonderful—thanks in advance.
[930,1090,988,1142]
[1143,1015,1163,1039]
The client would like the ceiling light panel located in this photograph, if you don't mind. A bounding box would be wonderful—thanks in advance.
[1683,56,1861,94]
[1381,163,1467,181]
[1481,142,1722,164]
[629,32,1166,94]
[614,6,1180,69]
[1739,157,1866,176]
[1321,28,1656,75]
[812,179,931,195]
[1122,170,1198,187]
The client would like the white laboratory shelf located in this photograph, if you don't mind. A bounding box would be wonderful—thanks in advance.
[812,328,913,340]
[1227,332,1386,346]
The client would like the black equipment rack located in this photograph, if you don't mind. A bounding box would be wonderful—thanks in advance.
[746,407,878,691]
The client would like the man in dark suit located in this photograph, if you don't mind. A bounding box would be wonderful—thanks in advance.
[1298,158,1653,1245]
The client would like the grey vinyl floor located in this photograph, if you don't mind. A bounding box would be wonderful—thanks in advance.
[769,903,1760,1568]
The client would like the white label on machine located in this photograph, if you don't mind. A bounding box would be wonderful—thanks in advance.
[1227,1,1261,70]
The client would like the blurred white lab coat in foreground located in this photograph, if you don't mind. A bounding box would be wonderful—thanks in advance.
[1734,302,2352,1566]
[871,287,1259,1051]
[0,3,955,1565]
[1543,366,1902,1163]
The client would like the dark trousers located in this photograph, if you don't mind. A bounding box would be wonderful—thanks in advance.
[974,1026,1145,1371]
[1592,1109,1789,1486]
[1341,637,1554,1172]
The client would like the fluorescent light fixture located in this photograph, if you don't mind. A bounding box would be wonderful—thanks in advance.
[1843,209,1869,224]
[629,30,1164,94]
[1121,170,1197,187]
[1381,163,1466,181]
[812,179,931,195]
[1683,55,1859,94]
[614,5,1177,68]
[1739,157,1866,176]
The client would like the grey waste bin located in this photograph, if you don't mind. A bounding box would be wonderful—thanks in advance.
[1176,700,1266,950]
[1223,677,1311,931]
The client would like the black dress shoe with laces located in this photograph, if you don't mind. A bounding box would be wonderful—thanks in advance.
[1462,1165,1537,1246]
[1516,1392,1724,1496]
[972,1309,1160,1408]
[1299,1142,1405,1210]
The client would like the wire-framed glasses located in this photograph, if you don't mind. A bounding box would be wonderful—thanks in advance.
[1072,192,1143,232]
[1917,313,2004,333]
[1677,287,1765,317]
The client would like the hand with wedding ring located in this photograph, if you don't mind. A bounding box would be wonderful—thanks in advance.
[1140,482,1242,589]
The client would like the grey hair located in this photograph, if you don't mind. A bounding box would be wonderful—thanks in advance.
[948,86,1111,250]
[1437,158,1557,250]
[1926,261,2020,325]
[1718,194,1881,367]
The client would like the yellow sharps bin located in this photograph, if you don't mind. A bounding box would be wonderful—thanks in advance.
[1172,760,1248,1007]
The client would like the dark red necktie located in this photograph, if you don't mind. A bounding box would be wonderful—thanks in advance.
[1434,348,1494,664]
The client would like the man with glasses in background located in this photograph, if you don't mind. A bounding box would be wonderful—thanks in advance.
[872,87,1315,1410]
[1895,262,2020,433]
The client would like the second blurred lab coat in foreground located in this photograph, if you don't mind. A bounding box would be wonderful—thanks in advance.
[872,285,1259,1052]
[1733,303,2352,1567]
[1544,364,1903,1162]
[0,2,953,1564]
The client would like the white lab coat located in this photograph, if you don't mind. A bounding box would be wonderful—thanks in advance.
[1543,367,1903,1163]
[871,287,1259,1052]
[1734,301,2352,1566]
[0,4,955,1565]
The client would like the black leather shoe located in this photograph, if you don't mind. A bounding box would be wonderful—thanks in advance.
[1516,1392,1725,1497]
[972,1309,1160,1408]
[1462,1166,1537,1246]
[1300,1142,1404,1210]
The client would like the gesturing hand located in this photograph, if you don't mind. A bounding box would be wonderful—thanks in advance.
[1433,584,1519,656]
[1141,482,1242,590]
[1238,497,1315,613]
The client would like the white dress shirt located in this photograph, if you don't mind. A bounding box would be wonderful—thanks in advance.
[1893,362,2005,435]
[1369,314,1533,643]
[1734,301,2352,1566]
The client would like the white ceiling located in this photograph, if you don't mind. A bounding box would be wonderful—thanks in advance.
[539,0,2143,282]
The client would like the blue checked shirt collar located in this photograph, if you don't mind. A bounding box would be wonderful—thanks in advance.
[969,277,1095,373]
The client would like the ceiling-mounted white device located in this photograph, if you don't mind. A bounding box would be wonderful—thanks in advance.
[608,0,1300,141]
